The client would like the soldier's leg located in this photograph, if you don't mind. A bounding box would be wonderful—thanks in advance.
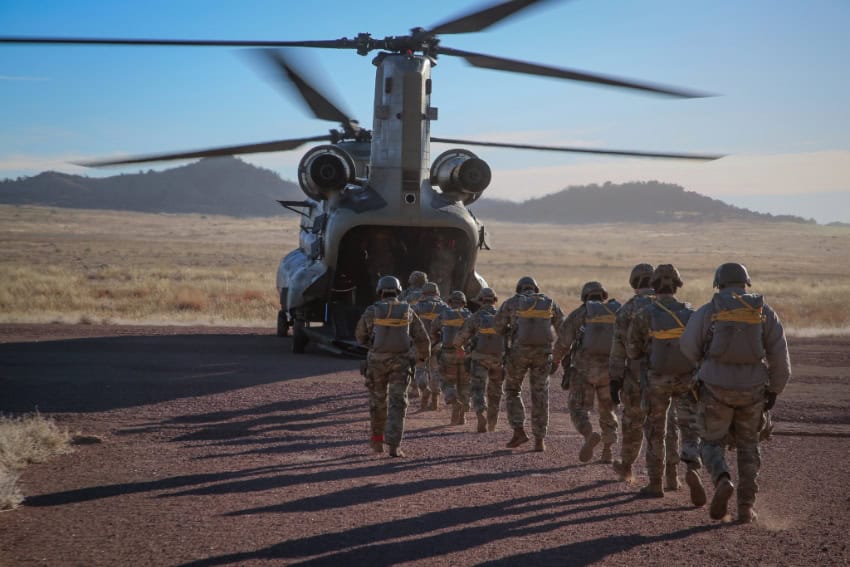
[664,400,682,491]
[455,362,471,425]
[642,379,672,496]
[428,352,442,409]
[469,360,487,415]
[442,361,461,424]
[528,357,551,443]
[698,384,736,519]
[674,386,706,505]
[504,355,530,448]
[572,377,601,462]
[485,359,505,431]
[384,359,411,454]
[367,367,390,452]
[596,383,619,463]
[733,392,765,520]
[618,376,645,467]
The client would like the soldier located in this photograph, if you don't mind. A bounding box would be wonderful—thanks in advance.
[355,275,431,458]
[430,291,472,425]
[554,281,621,463]
[680,263,791,523]
[494,276,565,452]
[453,287,506,433]
[412,282,447,410]
[626,264,703,500]
[401,271,428,304]
[609,263,678,483]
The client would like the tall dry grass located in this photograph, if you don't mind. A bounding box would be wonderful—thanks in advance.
[0,413,72,510]
[1,205,848,333]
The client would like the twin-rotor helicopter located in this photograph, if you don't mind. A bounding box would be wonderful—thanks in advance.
[2,0,722,355]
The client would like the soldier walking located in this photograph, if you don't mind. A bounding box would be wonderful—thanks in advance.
[554,282,621,463]
[430,291,472,425]
[494,276,565,452]
[626,265,704,500]
[411,281,446,406]
[680,263,791,522]
[355,275,431,458]
[453,287,506,432]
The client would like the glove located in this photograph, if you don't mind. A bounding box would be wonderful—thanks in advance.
[764,391,777,411]
[609,379,622,405]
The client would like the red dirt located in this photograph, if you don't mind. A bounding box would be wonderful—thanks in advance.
[1,324,848,566]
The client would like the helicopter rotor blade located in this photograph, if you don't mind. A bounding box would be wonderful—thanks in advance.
[431,137,723,161]
[75,135,331,167]
[250,49,355,128]
[428,0,553,35]
[437,46,713,98]
[0,36,360,49]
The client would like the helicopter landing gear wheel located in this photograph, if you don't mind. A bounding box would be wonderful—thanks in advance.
[292,319,308,354]
[276,309,290,337]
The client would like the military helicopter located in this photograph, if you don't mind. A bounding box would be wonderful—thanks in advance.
[2,0,721,355]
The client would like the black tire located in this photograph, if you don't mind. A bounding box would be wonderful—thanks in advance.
[276,309,290,337]
[292,319,308,354]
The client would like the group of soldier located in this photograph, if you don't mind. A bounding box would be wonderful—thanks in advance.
[354,262,791,524]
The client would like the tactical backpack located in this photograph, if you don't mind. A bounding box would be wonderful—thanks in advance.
[439,308,470,347]
[708,292,766,364]
[648,300,696,376]
[414,299,444,333]
[582,300,619,355]
[473,306,504,356]
[515,293,555,346]
[372,300,412,354]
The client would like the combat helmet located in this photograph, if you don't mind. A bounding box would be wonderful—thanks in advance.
[421,282,440,297]
[650,264,684,292]
[515,276,539,294]
[376,275,402,297]
[408,270,428,287]
[713,262,752,288]
[448,290,467,306]
[580,281,609,302]
[629,263,654,290]
[477,287,498,304]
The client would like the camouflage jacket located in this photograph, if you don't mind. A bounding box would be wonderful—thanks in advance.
[355,298,430,362]
[494,291,565,352]
[453,303,504,360]
[680,287,791,394]
[553,304,585,363]
[626,294,693,377]
[430,306,471,363]
[608,288,655,378]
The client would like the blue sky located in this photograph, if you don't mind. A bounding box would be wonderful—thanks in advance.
[2,0,849,222]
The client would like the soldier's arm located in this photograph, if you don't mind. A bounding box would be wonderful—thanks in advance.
[493,299,513,335]
[409,310,431,361]
[355,307,374,346]
[608,306,630,376]
[551,301,566,330]
[625,309,649,360]
[553,308,581,361]
[454,315,478,348]
[762,304,791,395]
[680,304,711,364]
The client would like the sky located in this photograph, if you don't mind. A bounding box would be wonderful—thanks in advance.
[1,0,849,222]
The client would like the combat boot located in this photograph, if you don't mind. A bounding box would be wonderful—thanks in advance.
[613,460,634,483]
[709,476,735,520]
[369,436,384,454]
[737,504,758,524]
[600,443,613,464]
[665,462,681,491]
[534,437,546,452]
[685,469,707,507]
[477,412,487,433]
[640,478,664,498]
[579,432,601,463]
[388,445,406,458]
[506,427,530,448]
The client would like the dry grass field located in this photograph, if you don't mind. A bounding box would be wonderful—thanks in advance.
[1,204,849,333]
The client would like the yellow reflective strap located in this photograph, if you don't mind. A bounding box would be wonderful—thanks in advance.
[374,318,410,327]
[712,308,763,324]
[586,314,616,324]
[443,318,465,327]
[419,313,439,321]
[650,328,685,340]
[478,328,498,335]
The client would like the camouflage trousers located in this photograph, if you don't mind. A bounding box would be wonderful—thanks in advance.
[469,355,504,415]
[698,383,765,508]
[642,372,701,481]
[366,354,412,448]
[414,351,441,398]
[504,346,551,438]
[619,372,679,468]
[569,361,618,445]
[440,354,470,409]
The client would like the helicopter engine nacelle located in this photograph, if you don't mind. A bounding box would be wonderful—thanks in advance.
[298,145,357,201]
[430,149,492,205]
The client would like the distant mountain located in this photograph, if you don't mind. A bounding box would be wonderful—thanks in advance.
[470,181,812,224]
[0,157,301,217]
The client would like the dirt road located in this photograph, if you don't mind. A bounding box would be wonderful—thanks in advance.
[1,324,848,566]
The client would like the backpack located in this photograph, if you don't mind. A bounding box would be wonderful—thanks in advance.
[515,293,555,346]
[708,292,766,364]
[582,300,619,355]
[648,300,696,376]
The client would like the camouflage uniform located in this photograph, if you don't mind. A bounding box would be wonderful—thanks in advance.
[400,271,428,305]
[495,290,565,446]
[454,302,506,432]
[430,302,472,423]
[627,294,701,494]
[355,297,430,455]
[553,302,619,459]
[681,284,791,519]
[412,288,447,409]
[609,288,677,473]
